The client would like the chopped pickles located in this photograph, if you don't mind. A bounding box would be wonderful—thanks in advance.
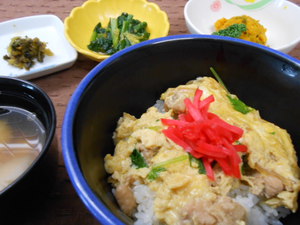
[3,36,53,70]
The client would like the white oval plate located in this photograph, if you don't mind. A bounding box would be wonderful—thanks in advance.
[184,0,300,53]
[0,15,78,80]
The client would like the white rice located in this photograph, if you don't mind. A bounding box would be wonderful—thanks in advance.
[229,185,290,225]
[131,182,290,225]
[153,100,165,113]
[133,181,156,225]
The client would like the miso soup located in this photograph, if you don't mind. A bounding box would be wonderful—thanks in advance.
[0,106,46,192]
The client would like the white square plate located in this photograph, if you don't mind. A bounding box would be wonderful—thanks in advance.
[0,14,78,80]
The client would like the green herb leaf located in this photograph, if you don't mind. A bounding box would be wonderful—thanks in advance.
[130,149,148,169]
[210,67,252,114]
[234,140,242,145]
[197,158,206,174]
[209,67,229,92]
[147,155,188,181]
[147,167,166,181]
[110,18,120,49]
[227,95,252,114]
[212,23,247,38]
[147,126,161,131]
[152,155,188,168]
[241,154,252,175]
[188,153,206,174]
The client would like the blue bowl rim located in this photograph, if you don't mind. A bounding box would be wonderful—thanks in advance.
[62,34,300,225]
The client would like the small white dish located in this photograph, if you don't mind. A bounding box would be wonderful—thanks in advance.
[184,0,300,53]
[0,15,77,80]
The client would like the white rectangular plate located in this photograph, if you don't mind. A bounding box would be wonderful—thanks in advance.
[0,14,78,80]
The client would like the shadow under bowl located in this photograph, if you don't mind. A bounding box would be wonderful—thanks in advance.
[62,34,300,225]
[0,77,56,201]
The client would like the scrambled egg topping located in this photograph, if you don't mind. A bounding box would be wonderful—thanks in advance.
[104,77,300,224]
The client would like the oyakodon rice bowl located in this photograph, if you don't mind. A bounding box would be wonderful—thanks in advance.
[104,76,300,225]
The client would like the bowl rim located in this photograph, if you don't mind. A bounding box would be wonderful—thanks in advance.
[64,0,170,62]
[0,76,56,196]
[183,0,300,53]
[62,34,300,225]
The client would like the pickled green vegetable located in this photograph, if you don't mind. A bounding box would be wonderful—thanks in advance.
[3,36,53,70]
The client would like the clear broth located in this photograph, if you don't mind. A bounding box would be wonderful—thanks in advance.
[0,106,46,192]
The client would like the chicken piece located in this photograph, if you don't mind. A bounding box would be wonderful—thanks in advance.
[243,173,265,196]
[135,143,157,163]
[163,86,197,113]
[180,196,246,225]
[264,175,284,198]
[181,198,216,225]
[244,172,285,198]
[164,91,189,113]
[114,183,137,216]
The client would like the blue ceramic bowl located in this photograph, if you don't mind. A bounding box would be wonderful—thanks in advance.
[62,35,300,225]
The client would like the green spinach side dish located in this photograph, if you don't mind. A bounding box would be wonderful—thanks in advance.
[88,13,150,55]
